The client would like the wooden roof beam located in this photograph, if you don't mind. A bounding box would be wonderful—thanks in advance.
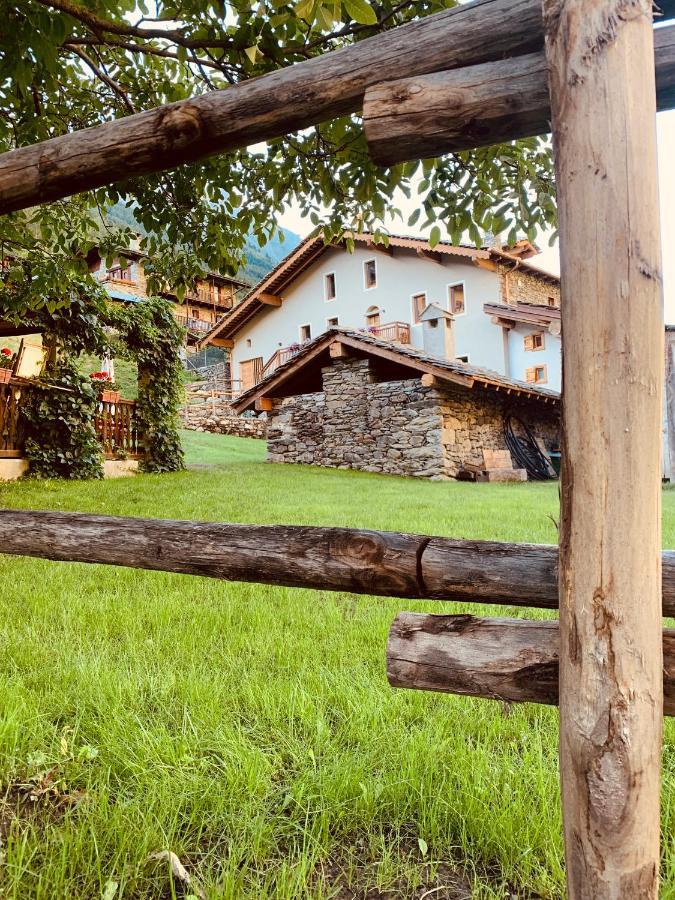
[363,22,675,163]
[416,248,444,265]
[259,292,283,306]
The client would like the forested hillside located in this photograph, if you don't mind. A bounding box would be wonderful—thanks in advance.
[106,202,299,285]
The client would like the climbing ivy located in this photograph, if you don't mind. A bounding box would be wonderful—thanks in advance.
[21,362,104,480]
[9,289,185,479]
[107,297,185,474]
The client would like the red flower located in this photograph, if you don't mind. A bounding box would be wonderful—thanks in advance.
[1,348,12,357]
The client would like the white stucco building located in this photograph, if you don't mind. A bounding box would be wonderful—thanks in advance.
[201,232,562,394]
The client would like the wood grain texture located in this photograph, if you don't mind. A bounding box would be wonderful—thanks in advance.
[2,509,675,614]
[364,24,675,163]
[387,613,675,716]
[0,509,424,598]
[545,0,664,895]
[0,0,546,213]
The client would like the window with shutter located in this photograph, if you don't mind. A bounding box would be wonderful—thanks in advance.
[411,293,427,323]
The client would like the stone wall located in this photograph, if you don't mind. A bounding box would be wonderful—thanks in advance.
[267,357,559,479]
[182,401,267,439]
[499,265,560,308]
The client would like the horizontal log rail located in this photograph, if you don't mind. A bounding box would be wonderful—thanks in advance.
[363,22,675,163]
[2,509,675,615]
[386,613,675,716]
[1,0,674,214]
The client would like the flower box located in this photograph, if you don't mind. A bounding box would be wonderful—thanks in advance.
[0,367,12,384]
[101,389,121,404]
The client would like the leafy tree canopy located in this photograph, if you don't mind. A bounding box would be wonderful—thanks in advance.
[0,0,557,312]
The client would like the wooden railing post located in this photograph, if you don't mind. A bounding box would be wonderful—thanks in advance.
[544,1,664,895]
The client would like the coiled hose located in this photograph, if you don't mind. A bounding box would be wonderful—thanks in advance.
[503,414,557,480]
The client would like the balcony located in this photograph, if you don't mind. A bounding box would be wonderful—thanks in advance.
[365,321,411,344]
[174,315,214,333]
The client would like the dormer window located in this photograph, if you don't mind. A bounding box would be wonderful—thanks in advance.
[364,259,377,290]
[324,273,336,301]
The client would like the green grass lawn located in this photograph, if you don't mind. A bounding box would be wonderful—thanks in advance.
[1,431,674,899]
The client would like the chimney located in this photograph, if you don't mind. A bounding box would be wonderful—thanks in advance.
[419,303,455,360]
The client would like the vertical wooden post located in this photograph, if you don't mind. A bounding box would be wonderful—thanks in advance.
[544,1,664,895]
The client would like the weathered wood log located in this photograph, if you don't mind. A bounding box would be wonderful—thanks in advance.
[386,614,675,716]
[364,23,675,163]
[3,0,674,213]
[0,0,543,214]
[0,509,424,598]
[2,509,675,615]
[545,0,664,894]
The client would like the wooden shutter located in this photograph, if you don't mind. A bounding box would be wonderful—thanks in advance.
[524,334,535,351]
[525,366,536,383]
[240,357,263,391]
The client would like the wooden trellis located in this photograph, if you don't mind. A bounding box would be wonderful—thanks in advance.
[0,0,674,893]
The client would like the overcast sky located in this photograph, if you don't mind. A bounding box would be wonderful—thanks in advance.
[278,108,675,323]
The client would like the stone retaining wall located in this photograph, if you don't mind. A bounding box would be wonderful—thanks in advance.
[267,357,558,479]
[182,401,267,439]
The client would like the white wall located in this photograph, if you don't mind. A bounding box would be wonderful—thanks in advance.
[507,324,561,391]
[231,245,509,382]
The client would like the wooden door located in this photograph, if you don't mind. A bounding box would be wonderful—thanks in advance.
[240,357,263,391]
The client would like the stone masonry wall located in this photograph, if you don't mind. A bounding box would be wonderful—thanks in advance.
[499,265,560,307]
[182,400,267,439]
[267,357,559,479]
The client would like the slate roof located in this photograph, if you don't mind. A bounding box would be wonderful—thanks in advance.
[232,327,560,413]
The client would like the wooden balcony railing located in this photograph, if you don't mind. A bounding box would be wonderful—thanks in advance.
[0,382,24,457]
[94,398,141,459]
[260,343,307,381]
[366,321,411,343]
[174,315,214,333]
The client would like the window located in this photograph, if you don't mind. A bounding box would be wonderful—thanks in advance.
[240,357,263,391]
[107,263,134,282]
[411,292,427,324]
[364,259,377,290]
[324,273,336,301]
[547,296,557,307]
[525,365,548,384]
[327,317,339,328]
[300,324,312,342]
[524,332,545,351]
[448,282,466,315]
[365,306,380,329]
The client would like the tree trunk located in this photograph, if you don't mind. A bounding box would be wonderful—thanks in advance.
[544,0,664,895]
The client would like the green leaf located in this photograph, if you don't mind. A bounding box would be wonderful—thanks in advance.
[418,837,428,857]
[342,0,378,25]
[429,225,441,249]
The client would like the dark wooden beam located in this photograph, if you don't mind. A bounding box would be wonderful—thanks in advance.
[363,23,675,163]
[386,613,675,716]
[0,0,551,214]
[2,509,675,616]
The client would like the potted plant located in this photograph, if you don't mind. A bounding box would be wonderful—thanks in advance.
[90,371,120,403]
[0,347,15,383]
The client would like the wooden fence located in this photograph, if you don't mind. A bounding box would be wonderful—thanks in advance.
[1,0,674,892]
[0,382,23,457]
[93,399,141,459]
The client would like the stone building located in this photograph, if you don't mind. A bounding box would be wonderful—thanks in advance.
[233,328,560,480]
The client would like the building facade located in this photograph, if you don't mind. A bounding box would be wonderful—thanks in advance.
[202,233,562,394]
[87,244,249,344]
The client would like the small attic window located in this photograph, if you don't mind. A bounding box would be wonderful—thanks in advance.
[324,273,336,301]
[364,259,377,290]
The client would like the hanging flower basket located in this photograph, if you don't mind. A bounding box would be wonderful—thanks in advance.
[90,371,120,403]
[0,348,15,383]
